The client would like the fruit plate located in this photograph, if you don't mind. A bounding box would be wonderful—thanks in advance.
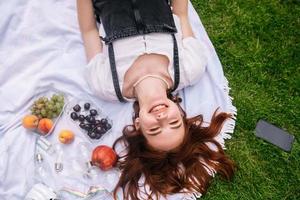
[22,89,68,137]
[64,98,113,143]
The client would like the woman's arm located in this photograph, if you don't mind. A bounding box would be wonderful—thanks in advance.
[171,0,194,38]
[77,0,102,62]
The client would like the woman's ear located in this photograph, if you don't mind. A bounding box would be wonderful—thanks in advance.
[134,118,140,130]
[124,125,140,137]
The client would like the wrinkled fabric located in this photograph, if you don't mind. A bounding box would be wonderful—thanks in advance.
[0,1,236,200]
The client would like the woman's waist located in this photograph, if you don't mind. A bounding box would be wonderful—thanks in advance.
[103,32,174,58]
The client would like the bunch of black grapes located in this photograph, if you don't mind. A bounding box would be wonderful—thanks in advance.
[70,103,112,140]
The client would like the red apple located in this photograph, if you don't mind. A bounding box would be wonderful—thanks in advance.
[91,145,117,171]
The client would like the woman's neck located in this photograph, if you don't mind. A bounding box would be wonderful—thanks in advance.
[122,54,172,99]
[134,77,168,107]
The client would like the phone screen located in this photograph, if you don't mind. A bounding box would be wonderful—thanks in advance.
[255,119,295,152]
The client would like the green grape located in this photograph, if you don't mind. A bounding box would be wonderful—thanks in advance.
[49,104,55,111]
[48,100,55,107]
[44,104,49,110]
[51,94,58,102]
[55,110,61,116]
[55,103,60,110]
[57,95,64,103]
[41,109,46,116]
[48,111,54,119]
[41,97,48,102]
[52,106,57,112]
[37,98,44,104]
[48,111,53,118]
[37,104,44,109]
[56,108,62,114]
[58,105,64,112]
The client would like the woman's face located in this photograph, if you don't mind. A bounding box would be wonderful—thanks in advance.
[135,99,185,151]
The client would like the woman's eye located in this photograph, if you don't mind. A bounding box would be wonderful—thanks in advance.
[150,127,160,132]
[170,120,178,125]
[170,120,182,129]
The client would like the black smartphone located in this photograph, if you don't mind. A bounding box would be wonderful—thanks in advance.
[255,119,295,152]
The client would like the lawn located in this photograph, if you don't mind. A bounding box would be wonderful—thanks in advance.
[191,0,300,199]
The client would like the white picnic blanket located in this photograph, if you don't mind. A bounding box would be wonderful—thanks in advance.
[0,0,237,199]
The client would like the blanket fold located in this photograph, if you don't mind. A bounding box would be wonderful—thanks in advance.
[0,1,236,199]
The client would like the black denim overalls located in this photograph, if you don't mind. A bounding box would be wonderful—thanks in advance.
[93,0,180,102]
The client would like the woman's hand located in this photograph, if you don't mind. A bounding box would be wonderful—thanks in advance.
[171,0,195,38]
[77,0,103,62]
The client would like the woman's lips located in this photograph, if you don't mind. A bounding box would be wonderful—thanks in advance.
[150,104,168,113]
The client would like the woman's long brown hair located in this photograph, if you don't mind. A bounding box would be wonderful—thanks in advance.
[112,97,235,200]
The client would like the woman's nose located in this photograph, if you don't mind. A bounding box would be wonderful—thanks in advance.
[156,112,167,120]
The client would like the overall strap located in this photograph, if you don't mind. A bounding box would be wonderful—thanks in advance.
[108,43,127,102]
[171,33,180,91]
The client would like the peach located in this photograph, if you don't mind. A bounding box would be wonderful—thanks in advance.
[58,130,75,144]
[22,115,39,129]
[37,118,53,135]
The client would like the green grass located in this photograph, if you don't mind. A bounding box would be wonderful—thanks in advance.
[191,0,300,199]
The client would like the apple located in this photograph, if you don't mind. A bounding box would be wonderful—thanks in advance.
[91,145,117,171]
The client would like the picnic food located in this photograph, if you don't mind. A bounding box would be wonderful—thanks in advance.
[37,118,54,135]
[84,103,90,110]
[90,109,97,116]
[91,145,117,170]
[31,94,64,119]
[78,114,85,122]
[22,92,65,137]
[58,130,75,144]
[73,104,81,112]
[22,115,39,129]
[70,102,112,140]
